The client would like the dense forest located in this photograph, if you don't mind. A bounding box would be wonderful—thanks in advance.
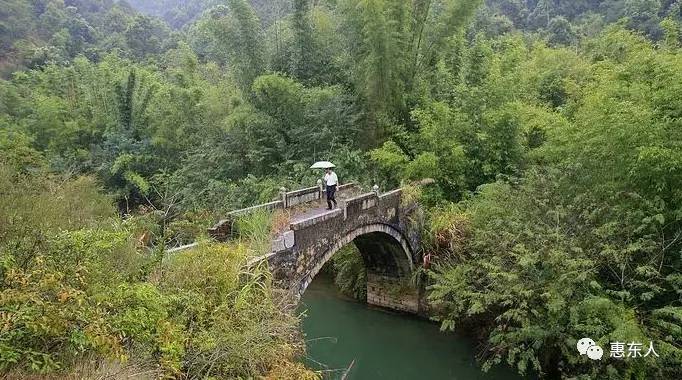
[1,0,681,379]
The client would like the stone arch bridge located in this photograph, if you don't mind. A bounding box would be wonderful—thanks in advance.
[207,183,425,313]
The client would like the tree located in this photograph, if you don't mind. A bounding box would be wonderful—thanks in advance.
[624,0,664,38]
[661,16,681,49]
[125,15,172,59]
[0,0,33,52]
[547,16,576,45]
[340,0,481,146]
[291,0,317,82]
[527,0,553,29]
[427,26,682,379]
[204,0,266,90]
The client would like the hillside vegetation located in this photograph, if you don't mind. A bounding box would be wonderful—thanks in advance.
[1,0,681,378]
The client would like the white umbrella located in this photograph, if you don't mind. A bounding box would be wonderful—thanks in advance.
[310,161,336,169]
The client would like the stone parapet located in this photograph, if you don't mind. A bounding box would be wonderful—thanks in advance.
[208,183,358,241]
[285,186,321,208]
[290,209,343,230]
[208,200,284,241]
[207,182,425,315]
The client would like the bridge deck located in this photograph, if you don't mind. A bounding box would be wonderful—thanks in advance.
[275,187,361,236]
[289,206,335,224]
[289,184,363,221]
[208,183,365,245]
[289,187,362,223]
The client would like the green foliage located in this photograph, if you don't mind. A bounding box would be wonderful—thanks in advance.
[0,129,45,172]
[547,16,576,46]
[339,0,481,142]
[0,167,115,258]
[0,0,175,75]
[479,0,673,40]
[427,170,681,378]
[660,17,681,50]
[124,15,173,59]
[0,164,142,372]
[161,241,309,378]
[0,0,484,212]
[2,1,682,378]
[327,245,368,301]
[200,0,266,90]
[127,0,221,29]
[235,208,276,257]
[0,164,314,378]
[427,27,682,379]
[369,140,409,186]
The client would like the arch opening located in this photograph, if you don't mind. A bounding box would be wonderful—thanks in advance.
[298,224,414,296]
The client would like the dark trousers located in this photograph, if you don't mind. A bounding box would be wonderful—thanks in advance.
[326,185,337,209]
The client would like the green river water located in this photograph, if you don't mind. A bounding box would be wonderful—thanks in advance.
[300,275,524,380]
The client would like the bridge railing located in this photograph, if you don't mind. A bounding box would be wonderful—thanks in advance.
[286,188,404,249]
[208,184,417,285]
[284,186,319,208]
[208,182,360,241]
[284,182,357,208]
[207,200,285,241]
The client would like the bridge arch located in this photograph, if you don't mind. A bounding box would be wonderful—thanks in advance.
[298,223,415,295]
[209,183,424,313]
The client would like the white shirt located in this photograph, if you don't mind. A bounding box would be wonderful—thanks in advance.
[324,172,338,186]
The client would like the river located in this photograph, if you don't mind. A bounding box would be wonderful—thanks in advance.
[300,275,524,380]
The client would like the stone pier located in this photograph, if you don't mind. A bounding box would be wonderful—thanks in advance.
[366,273,420,313]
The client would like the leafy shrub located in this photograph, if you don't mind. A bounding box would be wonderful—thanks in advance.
[427,171,682,379]
[0,229,149,372]
[0,165,138,372]
[0,165,316,378]
[424,204,471,258]
[0,129,45,173]
[160,242,309,378]
[327,245,367,301]
[235,208,276,257]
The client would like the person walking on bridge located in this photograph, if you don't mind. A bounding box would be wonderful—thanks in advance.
[324,167,338,210]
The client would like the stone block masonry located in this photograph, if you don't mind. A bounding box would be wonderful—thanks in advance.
[366,273,420,313]
[208,182,426,315]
